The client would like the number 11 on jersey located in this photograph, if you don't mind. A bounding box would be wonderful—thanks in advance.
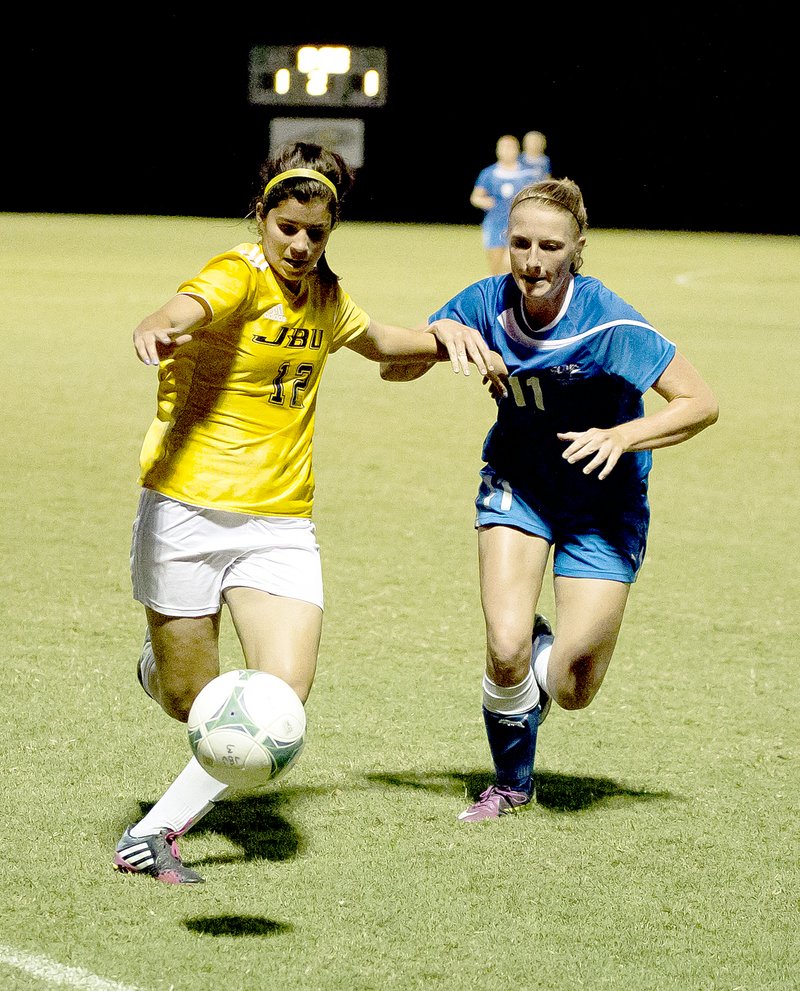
[509,374,545,410]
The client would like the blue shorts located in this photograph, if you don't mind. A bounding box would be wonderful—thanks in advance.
[474,469,649,584]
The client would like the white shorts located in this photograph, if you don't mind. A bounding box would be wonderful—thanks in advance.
[131,489,324,616]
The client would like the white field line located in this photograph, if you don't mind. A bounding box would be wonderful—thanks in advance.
[0,943,149,991]
[674,269,720,285]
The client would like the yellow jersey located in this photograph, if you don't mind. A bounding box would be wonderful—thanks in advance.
[139,243,370,517]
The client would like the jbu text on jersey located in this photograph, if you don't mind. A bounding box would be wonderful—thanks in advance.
[253,326,323,349]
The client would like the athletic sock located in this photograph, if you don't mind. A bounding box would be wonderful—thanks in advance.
[482,670,541,795]
[532,632,554,697]
[131,756,228,838]
[137,629,156,700]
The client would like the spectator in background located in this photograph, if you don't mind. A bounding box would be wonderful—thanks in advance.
[470,135,537,275]
[520,130,551,182]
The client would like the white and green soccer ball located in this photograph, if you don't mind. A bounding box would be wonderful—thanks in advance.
[187,669,306,790]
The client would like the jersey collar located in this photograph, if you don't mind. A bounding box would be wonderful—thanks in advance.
[505,275,575,345]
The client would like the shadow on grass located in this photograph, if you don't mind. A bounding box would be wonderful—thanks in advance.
[367,769,672,813]
[183,915,292,937]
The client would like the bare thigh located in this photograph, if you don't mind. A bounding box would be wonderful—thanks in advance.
[548,576,630,709]
[223,586,322,703]
[478,524,551,685]
[146,607,222,722]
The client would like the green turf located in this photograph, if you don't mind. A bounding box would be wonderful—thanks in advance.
[0,213,797,991]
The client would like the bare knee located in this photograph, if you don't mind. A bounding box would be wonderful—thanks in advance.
[150,647,218,722]
[157,672,213,722]
[486,629,533,686]
[553,652,607,710]
[158,689,195,723]
[146,610,220,722]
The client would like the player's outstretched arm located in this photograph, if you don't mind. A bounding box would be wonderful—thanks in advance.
[133,293,210,365]
[367,316,498,373]
[379,359,436,382]
[356,319,507,394]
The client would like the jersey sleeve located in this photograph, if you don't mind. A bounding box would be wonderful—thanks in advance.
[593,315,676,392]
[474,166,493,190]
[177,250,257,323]
[329,287,371,352]
[428,281,497,341]
[576,280,674,392]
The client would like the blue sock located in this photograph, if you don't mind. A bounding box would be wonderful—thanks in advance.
[482,706,540,795]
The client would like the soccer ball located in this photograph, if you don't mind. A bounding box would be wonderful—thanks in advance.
[187,669,306,790]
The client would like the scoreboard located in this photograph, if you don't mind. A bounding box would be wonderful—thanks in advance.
[249,46,387,108]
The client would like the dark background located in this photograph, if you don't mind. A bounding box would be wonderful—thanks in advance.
[4,11,796,235]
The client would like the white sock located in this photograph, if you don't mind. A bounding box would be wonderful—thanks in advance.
[482,667,540,715]
[131,756,229,837]
[532,632,554,696]
[138,629,156,699]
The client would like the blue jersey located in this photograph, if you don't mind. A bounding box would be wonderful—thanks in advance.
[429,273,676,522]
[474,163,538,247]
[519,154,551,183]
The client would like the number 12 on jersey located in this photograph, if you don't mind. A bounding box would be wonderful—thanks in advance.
[270,361,313,408]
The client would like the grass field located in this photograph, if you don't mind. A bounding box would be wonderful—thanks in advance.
[1,213,798,991]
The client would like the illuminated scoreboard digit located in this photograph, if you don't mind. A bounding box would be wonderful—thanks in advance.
[249,46,387,108]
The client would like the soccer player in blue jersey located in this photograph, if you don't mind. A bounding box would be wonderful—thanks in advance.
[520,130,551,182]
[470,135,538,275]
[382,178,718,822]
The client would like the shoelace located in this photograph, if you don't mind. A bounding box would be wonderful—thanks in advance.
[482,785,528,805]
[475,786,511,806]
[164,833,181,859]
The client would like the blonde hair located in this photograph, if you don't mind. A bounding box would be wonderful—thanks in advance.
[511,178,588,234]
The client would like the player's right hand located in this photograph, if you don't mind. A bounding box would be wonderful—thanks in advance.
[133,326,193,365]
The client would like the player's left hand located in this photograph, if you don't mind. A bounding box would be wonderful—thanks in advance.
[428,319,508,396]
[482,353,509,401]
[558,426,631,480]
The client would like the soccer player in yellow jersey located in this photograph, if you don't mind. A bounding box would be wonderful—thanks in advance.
[114,142,504,883]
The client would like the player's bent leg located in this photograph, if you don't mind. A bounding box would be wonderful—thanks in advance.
[223,586,323,704]
[146,608,222,722]
[548,576,630,710]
